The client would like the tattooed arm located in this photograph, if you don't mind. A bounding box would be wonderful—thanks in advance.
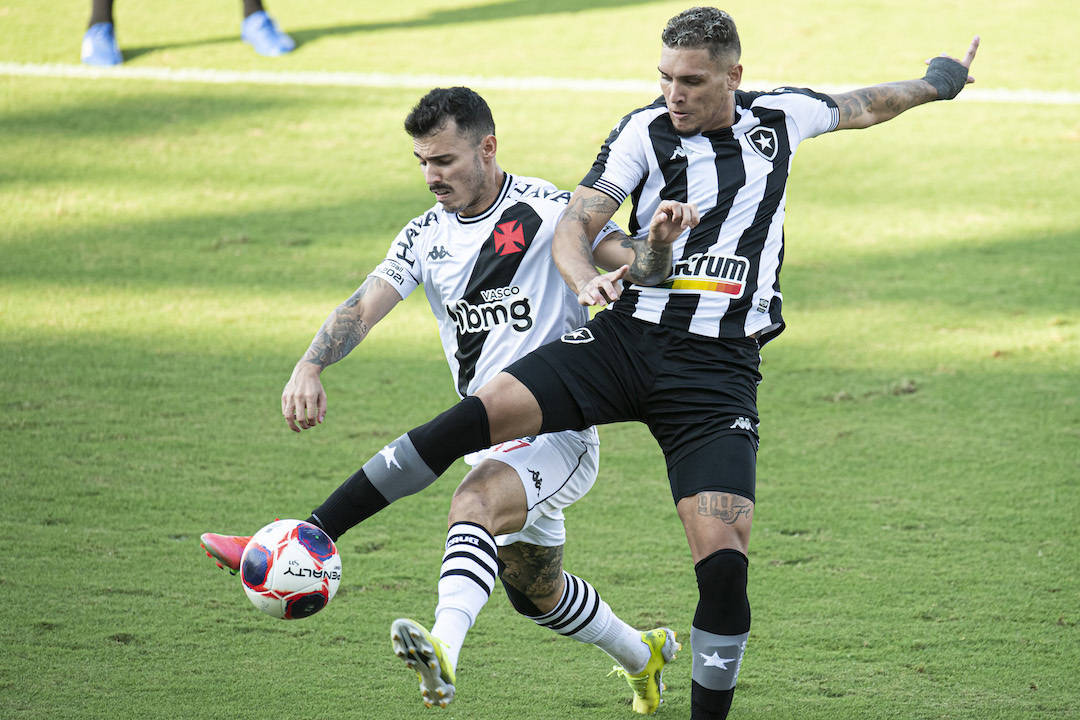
[281,276,402,433]
[555,186,699,306]
[831,80,939,130]
[552,186,624,306]
[831,37,979,131]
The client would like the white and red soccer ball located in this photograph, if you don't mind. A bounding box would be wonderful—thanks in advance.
[240,519,341,620]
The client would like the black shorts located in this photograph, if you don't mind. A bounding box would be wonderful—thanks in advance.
[503,310,762,503]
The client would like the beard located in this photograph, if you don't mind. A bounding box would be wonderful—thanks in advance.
[440,155,489,215]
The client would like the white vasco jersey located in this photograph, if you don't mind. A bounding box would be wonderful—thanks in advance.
[582,88,839,344]
[371,172,619,404]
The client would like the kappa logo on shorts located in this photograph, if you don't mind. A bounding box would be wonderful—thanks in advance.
[561,328,594,344]
[729,417,757,432]
[746,126,779,162]
[528,468,542,492]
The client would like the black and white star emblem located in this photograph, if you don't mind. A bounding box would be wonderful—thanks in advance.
[561,327,594,344]
[745,126,779,161]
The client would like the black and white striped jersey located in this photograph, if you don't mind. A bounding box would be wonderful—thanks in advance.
[582,87,839,343]
[371,173,619,399]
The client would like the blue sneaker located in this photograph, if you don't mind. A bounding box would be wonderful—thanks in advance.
[81,22,122,66]
[241,11,295,56]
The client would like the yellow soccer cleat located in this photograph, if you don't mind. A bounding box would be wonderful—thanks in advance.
[390,618,456,709]
[609,627,680,714]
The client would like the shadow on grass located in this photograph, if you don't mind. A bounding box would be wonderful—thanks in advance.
[120,0,658,60]
[0,88,297,138]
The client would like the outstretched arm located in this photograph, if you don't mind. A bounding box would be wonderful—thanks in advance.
[832,36,979,130]
[282,276,402,432]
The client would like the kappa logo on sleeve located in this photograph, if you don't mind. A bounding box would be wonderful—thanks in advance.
[561,328,594,344]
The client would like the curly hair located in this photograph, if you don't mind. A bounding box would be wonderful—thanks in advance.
[661,6,741,62]
[403,87,495,142]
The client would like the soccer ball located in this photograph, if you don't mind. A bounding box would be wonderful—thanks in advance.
[240,519,342,620]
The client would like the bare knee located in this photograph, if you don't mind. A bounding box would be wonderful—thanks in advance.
[677,491,754,563]
[448,483,495,528]
[447,460,527,537]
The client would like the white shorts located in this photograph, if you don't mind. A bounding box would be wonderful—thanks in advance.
[465,426,599,548]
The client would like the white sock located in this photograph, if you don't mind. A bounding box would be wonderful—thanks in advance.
[532,571,651,674]
[431,522,500,672]
[431,607,471,672]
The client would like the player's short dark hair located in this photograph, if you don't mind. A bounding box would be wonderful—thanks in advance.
[404,87,495,143]
[662,6,741,63]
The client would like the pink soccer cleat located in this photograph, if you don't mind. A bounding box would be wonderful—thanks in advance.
[200,533,251,575]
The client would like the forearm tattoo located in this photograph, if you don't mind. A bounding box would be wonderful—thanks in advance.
[564,192,621,262]
[623,235,674,286]
[696,492,754,525]
[836,79,938,127]
[302,283,373,368]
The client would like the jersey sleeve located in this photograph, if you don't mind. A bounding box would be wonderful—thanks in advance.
[579,110,651,206]
[593,219,624,250]
[369,224,423,300]
[769,87,840,141]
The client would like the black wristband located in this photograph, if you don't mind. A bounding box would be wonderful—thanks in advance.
[922,56,968,100]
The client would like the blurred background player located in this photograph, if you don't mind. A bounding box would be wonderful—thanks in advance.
[202,86,686,712]
[81,0,294,66]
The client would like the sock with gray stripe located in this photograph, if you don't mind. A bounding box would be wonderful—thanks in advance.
[690,549,750,720]
[308,396,492,540]
[431,522,501,671]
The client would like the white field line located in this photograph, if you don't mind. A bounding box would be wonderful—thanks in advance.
[2,62,1079,105]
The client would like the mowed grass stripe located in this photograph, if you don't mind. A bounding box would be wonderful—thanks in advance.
[2,61,1079,105]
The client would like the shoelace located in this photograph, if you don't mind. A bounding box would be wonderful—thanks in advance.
[607,665,649,696]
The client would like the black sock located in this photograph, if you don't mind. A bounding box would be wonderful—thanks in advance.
[691,683,735,720]
[242,0,265,18]
[407,395,491,477]
[307,469,388,541]
[89,0,114,26]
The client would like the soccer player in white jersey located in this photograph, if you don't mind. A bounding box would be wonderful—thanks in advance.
[209,9,979,718]
[201,87,692,712]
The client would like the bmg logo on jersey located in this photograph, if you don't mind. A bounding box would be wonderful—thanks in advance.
[663,252,749,297]
[447,287,534,334]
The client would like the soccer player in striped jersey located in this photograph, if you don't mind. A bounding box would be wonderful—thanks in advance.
[547,10,978,718]
[212,9,979,719]
[202,87,688,711]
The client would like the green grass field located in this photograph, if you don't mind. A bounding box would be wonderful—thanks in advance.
[2,1,1078,718]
